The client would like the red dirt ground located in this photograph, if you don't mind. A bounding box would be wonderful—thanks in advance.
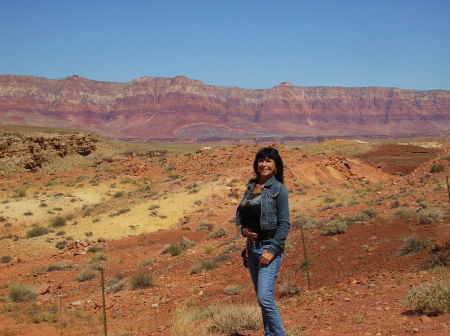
[0,141,449,336]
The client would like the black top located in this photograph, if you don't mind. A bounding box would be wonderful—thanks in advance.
[238,192,276,240]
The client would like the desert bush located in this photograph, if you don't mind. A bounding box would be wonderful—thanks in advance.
[190,260,219,274]
[321,194,336,203]
[41,261,73,272]
[321,219,347,236]
[13,189,26,198]
[406,282,450,315]
[390,200,400,208]
[138,258,155,267]
[430,164,445,173]
[161,243,184,256]
[26,226,50,238]
[292,215,318,230]
[106,277,125,294]
[109,208,130,217]
[208,227,228,239]
[362,208,377,218]
[8,283,37,302]
[397,236,426,256]
[419,250,450,270]
[171,303,219,336]
[278,281,300,298]
[76,267,97,282]
[196,222,214,232]
[130,269,153,289]
[1,255,12,263]
[418,207,445,224]
[208,304,261,334]
[344,212,370,224]
[50,216,66,228]
[87,244,104,253]
[148,204,160,210]
[55,240,67,250]
[181,236,195,249]
[224,284,244,296]
[113,191,125,198]
[89,253,108,263]
[318,203,335,211]
[392,208,417,219]
[120,177,134,184]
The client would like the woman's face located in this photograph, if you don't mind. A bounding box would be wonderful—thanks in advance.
[257,157,277,180]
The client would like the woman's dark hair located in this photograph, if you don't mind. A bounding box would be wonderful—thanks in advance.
[251,147,284,184]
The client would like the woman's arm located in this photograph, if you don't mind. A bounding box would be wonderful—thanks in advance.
[266,184,290,256]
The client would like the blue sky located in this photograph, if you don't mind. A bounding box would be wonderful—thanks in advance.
[1,0,449,90]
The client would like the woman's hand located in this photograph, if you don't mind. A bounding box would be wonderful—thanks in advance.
[260,250,275,265]
[242,227,259,241]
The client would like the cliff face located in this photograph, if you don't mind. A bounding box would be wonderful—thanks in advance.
[0,75,449,140]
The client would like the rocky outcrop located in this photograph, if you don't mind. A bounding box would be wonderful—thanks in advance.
[0,132,98,173]
[0,75,449,140]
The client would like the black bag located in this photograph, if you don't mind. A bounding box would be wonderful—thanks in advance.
[241,248,248,268]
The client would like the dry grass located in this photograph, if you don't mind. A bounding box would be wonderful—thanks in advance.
[171,303,261,336]
[8,283,37,302]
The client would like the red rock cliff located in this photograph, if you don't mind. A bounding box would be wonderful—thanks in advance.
[0,75,449,140]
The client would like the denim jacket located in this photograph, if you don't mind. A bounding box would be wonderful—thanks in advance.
[236,176,290,256]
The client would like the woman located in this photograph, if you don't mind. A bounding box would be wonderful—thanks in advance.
[236,147,290,336]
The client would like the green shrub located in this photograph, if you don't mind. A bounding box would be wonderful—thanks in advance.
[55,240,67,250]
[50,216,66,228]
[418,207,445,224]
[13,189,26,198]
[321,219,347,236]
[106,277,125,294]
[190,260,219,274]
[161,244,184,256]
[87,244,104,253]
[321,194,336,203]
[224,284,243,296]
[76,267,96,282]
[1,255,12,263]
[138,258,155,267]
[318,204,335,211]
[345,212,370,224]
[406,282,450,315]
[41,261,73,272]
[208,227,228,239]
[292,215,318,230]
[26,226,50,238]
[89,253,108,263]
[362,209,377,218]
[278,281,300,298]
[392,208,417,219]
[196,222,214,232]
[397,236,426,256]
[130,269,154,289]
[430,164,445,173]
[8,283,37,302]
[113,191,125,198]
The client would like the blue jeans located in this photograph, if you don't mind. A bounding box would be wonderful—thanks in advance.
[247,245,285,336]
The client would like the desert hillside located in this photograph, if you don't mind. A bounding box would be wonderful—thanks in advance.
[0,126,449,335]
[0,75,449,140]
